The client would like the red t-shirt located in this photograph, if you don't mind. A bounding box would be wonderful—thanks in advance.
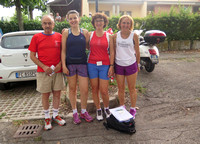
[28,32,62,72]
[88,31,110,65]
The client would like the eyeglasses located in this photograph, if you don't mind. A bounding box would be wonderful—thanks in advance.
[95,19,104,23]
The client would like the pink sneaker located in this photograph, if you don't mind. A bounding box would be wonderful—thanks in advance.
[80,112,93,122]
[73,113,81,124]
[130,108,136,119]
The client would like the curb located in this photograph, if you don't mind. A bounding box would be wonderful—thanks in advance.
[65,86,119,113]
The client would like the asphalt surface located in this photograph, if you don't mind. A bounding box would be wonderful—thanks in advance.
[0,50,200,144]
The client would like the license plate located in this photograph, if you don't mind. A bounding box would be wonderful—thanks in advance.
[151,55,159,63]
[16,70,36,78]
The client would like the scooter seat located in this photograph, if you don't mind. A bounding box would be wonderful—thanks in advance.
[139,42,148,46]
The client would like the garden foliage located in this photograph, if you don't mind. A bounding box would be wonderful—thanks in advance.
[0,5,200,41]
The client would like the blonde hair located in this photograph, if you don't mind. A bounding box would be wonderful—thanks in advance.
[117,15,134,30]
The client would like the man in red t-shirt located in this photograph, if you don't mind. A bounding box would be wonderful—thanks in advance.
[29,15,66,130]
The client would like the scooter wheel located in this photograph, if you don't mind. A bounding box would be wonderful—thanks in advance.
[145,61,155,72]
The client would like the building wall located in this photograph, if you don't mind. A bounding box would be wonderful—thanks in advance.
[153,4,195,14]
[82,0,89,16]
[89,3,113,16]
[149,0,199,2]
[87,0,200,18]
[89,3,147,18]
[154,5,173,14]
[118,4,144,17]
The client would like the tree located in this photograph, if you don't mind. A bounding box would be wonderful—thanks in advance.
[22,0,48,20]
[0,0,48,30]
[0,0,24,30]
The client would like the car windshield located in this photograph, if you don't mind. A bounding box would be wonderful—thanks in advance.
[1,35,33,49]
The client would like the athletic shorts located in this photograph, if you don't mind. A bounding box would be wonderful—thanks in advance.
[66,64,88,77]
[87,63,109,80]
[36,72,65,93]
[115,62,138,76]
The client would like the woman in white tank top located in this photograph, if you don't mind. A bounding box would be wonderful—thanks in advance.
[113,15,140,119]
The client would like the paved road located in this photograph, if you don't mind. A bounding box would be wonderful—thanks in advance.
[0,51,200,144]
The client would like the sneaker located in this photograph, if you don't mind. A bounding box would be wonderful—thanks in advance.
[130,108,136,119]
[44,118,52,130]
[104,108,111,118]
[96,109,103,121]
[80,111,93,122]
[73,113,81,124]
[52,115,66,126]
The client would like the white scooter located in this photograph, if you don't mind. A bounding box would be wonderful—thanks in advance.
[134,28,166,72]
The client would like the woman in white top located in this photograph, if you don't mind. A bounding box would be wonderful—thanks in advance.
[113,15,140,119]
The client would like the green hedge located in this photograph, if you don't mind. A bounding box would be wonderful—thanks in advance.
[144,14,200,41]
[1,7,200,41]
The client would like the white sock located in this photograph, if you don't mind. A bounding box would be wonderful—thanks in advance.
[73,109,77,114]
[97,108,101,111]
[53,108,59,118]
[130,107,136,111]
[44,109,50,119]
[81,109,86,114]
[104,107,109,111]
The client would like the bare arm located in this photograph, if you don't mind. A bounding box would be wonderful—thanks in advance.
[61,29,69,75]
[54,61,62,73]
[30,51,53,75]
[108,34,115,77]
[133,33,140,71]
[113,33,117,58]
[87,31,92,50]
[83,29,90,50]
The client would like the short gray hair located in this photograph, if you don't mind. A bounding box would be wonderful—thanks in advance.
[41,14,55,23]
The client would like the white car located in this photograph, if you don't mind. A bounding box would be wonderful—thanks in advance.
[0,30,43,90]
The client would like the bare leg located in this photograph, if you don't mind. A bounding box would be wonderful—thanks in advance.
[78,76,88,109]
[42,93,51,110]
[67,75,77,110]
[116,74,126,106]
[90,78,100,109]
[126,72,138,107]
[99,79,109,107]
[52,90,61,109]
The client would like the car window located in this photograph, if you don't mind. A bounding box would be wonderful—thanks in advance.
[1,35,33,49]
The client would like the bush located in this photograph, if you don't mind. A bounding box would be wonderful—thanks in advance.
[143,5,200,41]
[1,5,200,41]
[80,22,95,32]
[107,16,120,33]
[24,20,42,30]
[54,21,70,33]
[0,21,19,33]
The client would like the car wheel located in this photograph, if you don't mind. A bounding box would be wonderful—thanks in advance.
[0,83,11,90]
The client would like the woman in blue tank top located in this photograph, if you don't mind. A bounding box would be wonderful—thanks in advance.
[61,10,93,124]
[66,28,87,65]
